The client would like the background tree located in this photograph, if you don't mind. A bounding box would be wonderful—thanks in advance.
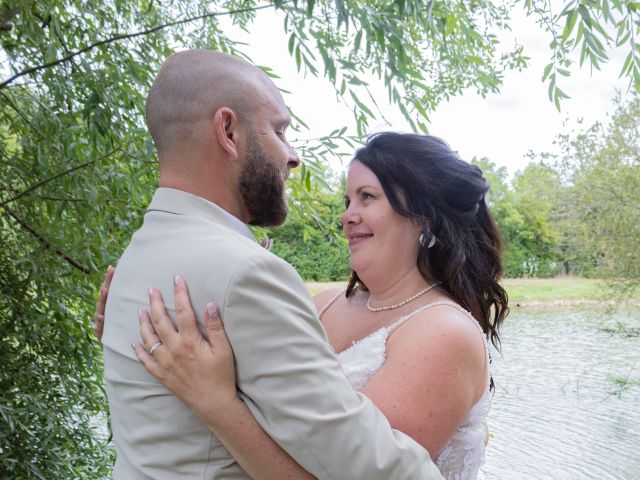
[508,162,563,277]
[471,157,558,277]
[555,94,640,293]
[474,158,563,277]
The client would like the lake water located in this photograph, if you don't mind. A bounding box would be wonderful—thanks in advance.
[480,307,640,480]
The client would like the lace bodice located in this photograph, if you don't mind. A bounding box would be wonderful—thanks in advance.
[321,294,491,480]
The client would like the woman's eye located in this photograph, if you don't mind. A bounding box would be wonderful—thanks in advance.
[362,192,374,200]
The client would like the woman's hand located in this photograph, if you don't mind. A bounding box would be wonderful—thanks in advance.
[95,265,115,344]
[136,278,315,479]
[133,276,239,425]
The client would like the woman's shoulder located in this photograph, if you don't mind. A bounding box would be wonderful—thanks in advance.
[402,300,483,336]
[386,301,489,401]
[388,301,487,372]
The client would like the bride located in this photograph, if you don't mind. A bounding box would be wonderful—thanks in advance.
[98,132,508,479]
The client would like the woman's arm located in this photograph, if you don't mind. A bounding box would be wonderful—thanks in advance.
[360,305,487,458]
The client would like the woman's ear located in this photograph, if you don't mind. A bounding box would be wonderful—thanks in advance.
[213,107,239,159]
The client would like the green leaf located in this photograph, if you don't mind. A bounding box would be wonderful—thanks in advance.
[620,51,635,77]
[578,5,593,28]
[547,74,556,102]
[295,44,302,71]
[579,40,589,66]
[349,90,374,118]
[288,33,296,55]
[354,30,362,51]
[561,10,579,41]
[445,14,456,36]
[305,168,311,191]
[617,26,631,47]
[555,86,570,100]
[542,63,553,82]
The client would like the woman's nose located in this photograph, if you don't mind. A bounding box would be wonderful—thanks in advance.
[340,205,359,226]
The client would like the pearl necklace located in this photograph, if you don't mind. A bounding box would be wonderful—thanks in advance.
[366,282,440,312]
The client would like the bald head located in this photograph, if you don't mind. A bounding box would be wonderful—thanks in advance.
[145,49,278,160]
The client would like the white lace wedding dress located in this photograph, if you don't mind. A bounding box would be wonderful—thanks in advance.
[320,295,491,480]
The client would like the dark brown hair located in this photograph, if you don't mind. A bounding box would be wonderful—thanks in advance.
[346,132,508,348]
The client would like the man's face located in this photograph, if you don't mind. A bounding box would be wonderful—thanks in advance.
[238,87,300,227]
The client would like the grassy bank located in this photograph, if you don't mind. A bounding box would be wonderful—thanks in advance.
[306,277,637,307]
[502,277,604,305]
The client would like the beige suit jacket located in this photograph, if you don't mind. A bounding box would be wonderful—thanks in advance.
[103,188,443,479]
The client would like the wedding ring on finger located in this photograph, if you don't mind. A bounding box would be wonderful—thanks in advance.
[148,341,163,356]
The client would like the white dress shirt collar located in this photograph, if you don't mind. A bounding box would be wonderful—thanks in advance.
[201,197,254,240]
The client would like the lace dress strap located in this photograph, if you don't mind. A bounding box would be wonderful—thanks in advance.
[387,300,481,333]
[318,289,346,319]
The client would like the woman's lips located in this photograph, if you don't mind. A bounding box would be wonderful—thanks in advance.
[348,233,373,246]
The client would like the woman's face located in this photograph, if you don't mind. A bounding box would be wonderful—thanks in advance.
[341,161,422,275]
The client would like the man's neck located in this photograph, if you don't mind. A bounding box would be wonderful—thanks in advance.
[158,177,250,224]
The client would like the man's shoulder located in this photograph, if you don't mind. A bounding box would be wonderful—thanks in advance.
[150,216,298,282]
[226,244,301,284]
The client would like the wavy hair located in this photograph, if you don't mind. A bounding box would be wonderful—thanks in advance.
[345,132,508,349]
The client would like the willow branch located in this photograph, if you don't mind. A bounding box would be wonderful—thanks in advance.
[0,148,120,207]
[0,3,278,90]
[33,195,86,203]
[2,206,91,273]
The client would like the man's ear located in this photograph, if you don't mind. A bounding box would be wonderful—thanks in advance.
[213,107,240,159]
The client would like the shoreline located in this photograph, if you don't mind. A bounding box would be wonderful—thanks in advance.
[512,299,640,309]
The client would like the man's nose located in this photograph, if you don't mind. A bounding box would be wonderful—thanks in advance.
[287,147,300,169]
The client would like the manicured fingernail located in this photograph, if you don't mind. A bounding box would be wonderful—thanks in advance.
[108,265,114,272]
[148,287,154,295]
[174,275,182,286]
[138,309,144,319]
[131,343,136,350]
[207,303,217,316]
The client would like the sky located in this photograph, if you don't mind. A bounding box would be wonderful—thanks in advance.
[223,6,632,178]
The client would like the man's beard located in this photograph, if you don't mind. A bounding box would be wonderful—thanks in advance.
[239,137,289,227]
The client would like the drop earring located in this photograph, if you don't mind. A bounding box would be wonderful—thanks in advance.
[419,231,436,249]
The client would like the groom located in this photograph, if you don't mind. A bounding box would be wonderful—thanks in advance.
[101,50,442,479]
